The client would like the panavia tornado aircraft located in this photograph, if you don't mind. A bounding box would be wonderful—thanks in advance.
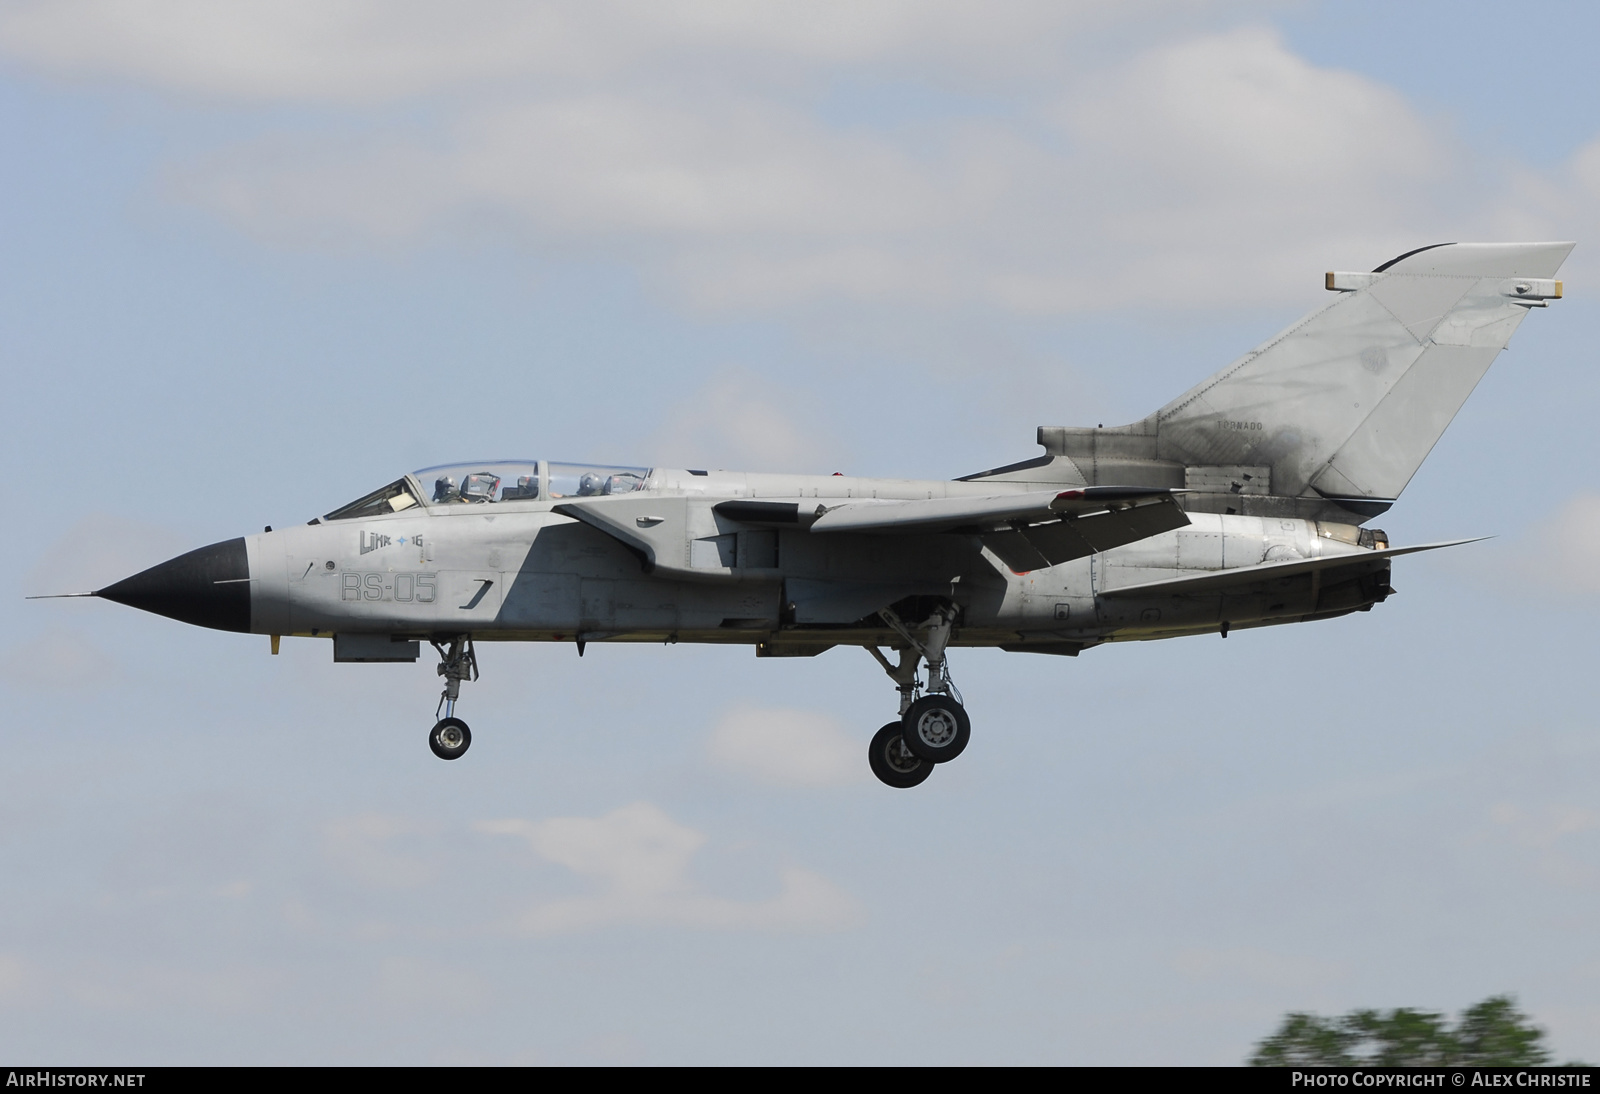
[65,241,1571,787]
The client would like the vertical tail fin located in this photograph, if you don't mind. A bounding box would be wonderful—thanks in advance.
[1036,242,1573,521]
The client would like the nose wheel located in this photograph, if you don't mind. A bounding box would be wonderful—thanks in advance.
[429,717,472,760]
[428,635,479,761]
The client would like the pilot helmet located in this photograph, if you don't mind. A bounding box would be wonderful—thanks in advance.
[433,475,458,502]
[578,472,603,496]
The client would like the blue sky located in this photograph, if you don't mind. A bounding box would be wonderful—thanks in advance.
[2,1,1599,1064]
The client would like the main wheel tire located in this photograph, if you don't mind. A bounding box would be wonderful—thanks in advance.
[901,695,970,763]
[868,722,934,788]
[429,717,472,760]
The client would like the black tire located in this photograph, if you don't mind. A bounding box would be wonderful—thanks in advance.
[429,717,472,760]
[868,722,933,789]
[900,695,970,763]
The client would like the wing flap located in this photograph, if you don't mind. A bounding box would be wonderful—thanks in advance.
[982,498,1191,572]
[1097,538,1485,598]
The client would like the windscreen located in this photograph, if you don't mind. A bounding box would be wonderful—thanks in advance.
[323,478,422,521]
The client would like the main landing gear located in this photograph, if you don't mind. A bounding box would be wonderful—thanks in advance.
[428,635,478,760]
[864,604,969,789]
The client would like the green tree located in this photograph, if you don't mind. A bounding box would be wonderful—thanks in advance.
[1250,995,1554,1066]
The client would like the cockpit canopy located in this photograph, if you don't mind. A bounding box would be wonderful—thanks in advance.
[321,460,651,521]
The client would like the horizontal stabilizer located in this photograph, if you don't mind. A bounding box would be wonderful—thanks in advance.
[1098,538,1486,598]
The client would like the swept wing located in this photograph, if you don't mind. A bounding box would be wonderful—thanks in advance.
[553,487,1188,578]
[805,487,1189,572]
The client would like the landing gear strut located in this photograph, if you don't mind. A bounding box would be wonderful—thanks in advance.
[428,635,478,760]
[863,604,968,787]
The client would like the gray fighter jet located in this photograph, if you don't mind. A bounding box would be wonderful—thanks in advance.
[71,241,1571,787]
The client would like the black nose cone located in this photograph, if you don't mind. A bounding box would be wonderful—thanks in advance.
[96,538,251,633]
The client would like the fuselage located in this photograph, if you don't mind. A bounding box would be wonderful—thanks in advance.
[208,465,1390,658]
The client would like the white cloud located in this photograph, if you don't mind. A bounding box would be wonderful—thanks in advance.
[1064,28,1441,194]
[706,704,865,786]
[3,6,1583,315]
[646,369,845,474]
[156,23,1500,314]
[60,962,285,1013]
[1045,27,1463,296]
[23,514,188,597]
[0,954,30,1005]
[1490,802,1600,848]
[1173,946,1346,989]
[0,1,577,102]
[1487,801,1600,889]
[0,1,1232,103]
[0,628,117,691]
[374,956,492,1012]
[477,802,860,932]
[323,813,437,889]
[1518,494,1600,596]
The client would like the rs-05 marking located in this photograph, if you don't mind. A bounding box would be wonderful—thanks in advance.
[340,572,437,603]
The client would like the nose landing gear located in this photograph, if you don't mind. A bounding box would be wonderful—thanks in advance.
[863,604,968,788]
[428,636,478,761]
